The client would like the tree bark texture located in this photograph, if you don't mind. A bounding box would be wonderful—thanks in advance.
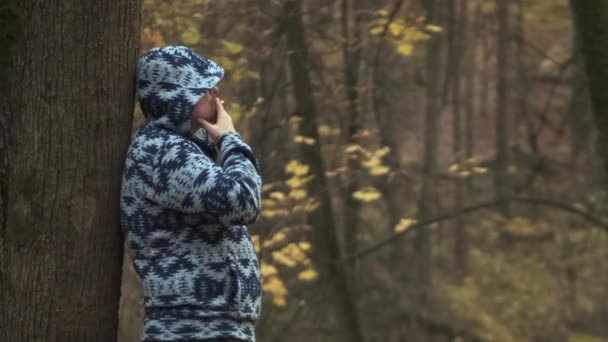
[1,1,141,341]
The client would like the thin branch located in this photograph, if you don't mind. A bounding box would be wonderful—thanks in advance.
[323,197,608,265]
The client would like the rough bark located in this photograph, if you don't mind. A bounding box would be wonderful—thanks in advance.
[0,1,141,341]
[283,1,364,341]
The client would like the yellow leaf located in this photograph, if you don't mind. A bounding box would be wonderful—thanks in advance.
[273,296,286,307]
[394,218,417,233]
[363,157,381,169]
[473,166,488,174]
[304,199,320,212]
[272,250,297,267]
[269,192,286,201]
[289,189,307,200]
[298,241,311,251]
[344,144,367,155]
[370,165,390,176]
[374,146,391,158]
[573,203,586,211]
[298,268,318,281]
[375,9,389,17]
[280,243,307,263]
[181,28,201,45]
[389,22,403,36]
[370,26,384,35]
[262,183,279,192]
[467,156,480,164]
[425,24,444,33]
[285,160,310,176]
[262,275,288,307]
[262,209,290,218]
[263,231,287,248]
[286,175,312,188]
[397,43,413,56]
[353,186,382,202]
[221,40,244,54]
[261,199,276,208]
[294,135,316,145]
[251,235,260,253]
[318,125,334,137]
[260,262,278,277]
[449,163,460,173]
[247,70,260,79]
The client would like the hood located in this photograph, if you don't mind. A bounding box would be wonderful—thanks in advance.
[136,46,224,137]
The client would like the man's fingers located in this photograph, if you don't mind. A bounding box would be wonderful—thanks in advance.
[215,97,225,111]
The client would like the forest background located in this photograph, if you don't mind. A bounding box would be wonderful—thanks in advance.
[119,1,608,341]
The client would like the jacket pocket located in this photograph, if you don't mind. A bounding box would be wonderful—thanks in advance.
[192,260,240,312]
[228,253,262,319]
[142,258,240,314]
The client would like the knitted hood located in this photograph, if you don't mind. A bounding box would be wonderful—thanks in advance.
[136,46,224,138]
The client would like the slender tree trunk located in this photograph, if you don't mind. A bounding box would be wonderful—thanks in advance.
[568,1,593,167]
[495,0,512,216]
[341,0,362,272]
[465,2,477,161]
[0,1,141,341]
[571,1,608,184]
[451,0,468,278]
[416,0,444,296]
[283,1,364,341]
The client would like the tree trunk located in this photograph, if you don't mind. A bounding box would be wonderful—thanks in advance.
[0,1,141,341]
[571,1,608,183]
[341,0,362,274]
[495,0,512,216]
[451,0,468,278]
[416,0,444,296]
[283,1,364,341]
[568,0,594,168]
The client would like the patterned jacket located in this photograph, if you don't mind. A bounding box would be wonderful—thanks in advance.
[120,46,262,342]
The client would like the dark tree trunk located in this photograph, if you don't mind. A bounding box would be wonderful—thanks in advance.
[341,0,362,272]
[571,1,608,184]
[283,1,364,341]
[451,0,468,278]
[0,1,141,341]
[495,0,512,216]
[416,0,444,296]
[568,0,594,168]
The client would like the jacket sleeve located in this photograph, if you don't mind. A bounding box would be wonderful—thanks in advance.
[150,131,262,226]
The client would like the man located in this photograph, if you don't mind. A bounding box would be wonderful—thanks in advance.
[120,46,262,342]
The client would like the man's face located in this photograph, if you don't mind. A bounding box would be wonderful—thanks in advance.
[192,86,219,124]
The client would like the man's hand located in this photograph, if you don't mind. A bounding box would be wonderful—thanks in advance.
[196,97,236,143]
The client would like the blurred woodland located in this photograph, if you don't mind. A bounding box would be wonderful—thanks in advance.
[2,0,608,342]
[115,1,608,342]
